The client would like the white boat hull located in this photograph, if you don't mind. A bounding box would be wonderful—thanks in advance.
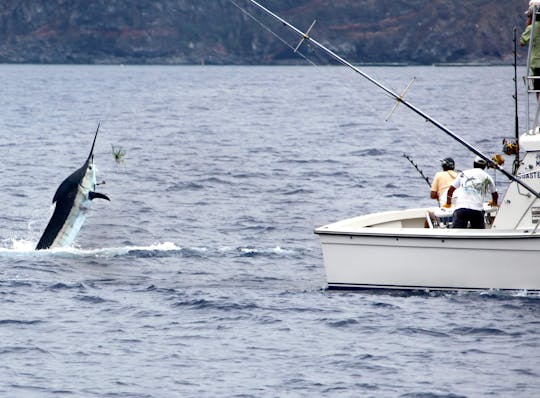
[315,208,540,291]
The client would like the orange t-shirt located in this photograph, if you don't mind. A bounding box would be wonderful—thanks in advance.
[431,170,457,203]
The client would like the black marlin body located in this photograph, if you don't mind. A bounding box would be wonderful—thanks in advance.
[35,126,110,250]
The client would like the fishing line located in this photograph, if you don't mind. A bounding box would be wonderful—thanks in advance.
[229,0,377,86]
[229,0,317,66]
[229,0,416,122]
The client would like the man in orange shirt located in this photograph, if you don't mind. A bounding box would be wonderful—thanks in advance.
[430,157,457,207]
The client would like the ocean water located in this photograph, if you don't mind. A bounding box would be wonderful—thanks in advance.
[0,64,538,397]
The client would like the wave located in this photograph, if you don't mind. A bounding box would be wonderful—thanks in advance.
[0,319,43,326]
[172,297,260,312]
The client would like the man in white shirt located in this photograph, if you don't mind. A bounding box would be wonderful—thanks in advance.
[445,156,498,229]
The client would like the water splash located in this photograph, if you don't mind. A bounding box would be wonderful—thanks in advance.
[0,239,306,260]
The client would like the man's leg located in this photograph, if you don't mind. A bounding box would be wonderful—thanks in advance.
[452,208,469,228]
[468,210,485,229]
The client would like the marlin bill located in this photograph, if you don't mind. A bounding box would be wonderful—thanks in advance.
[35,125,110,250]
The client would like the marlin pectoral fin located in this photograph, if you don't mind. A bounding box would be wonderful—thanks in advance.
[89,191,110,201]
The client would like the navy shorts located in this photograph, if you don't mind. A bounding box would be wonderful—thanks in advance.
[452,208,485,229]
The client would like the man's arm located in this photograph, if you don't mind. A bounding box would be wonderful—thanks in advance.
[521,24,532,46]
[489,192,499,207]
[445,185,456,207]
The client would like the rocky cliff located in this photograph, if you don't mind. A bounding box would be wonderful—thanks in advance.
[0,0,530,64]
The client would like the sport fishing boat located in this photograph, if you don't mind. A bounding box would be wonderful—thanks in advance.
[236,1,540,291]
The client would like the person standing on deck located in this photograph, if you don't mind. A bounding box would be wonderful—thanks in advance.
[430,157,457,207]
[445,157,498,229]
[521,1,540,99]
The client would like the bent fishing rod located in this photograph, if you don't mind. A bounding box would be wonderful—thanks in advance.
[239,0,540,199]
[402,154,430,187]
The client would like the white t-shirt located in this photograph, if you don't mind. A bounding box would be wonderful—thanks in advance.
[451,168,496,211]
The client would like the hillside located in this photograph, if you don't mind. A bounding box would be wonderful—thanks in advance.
[0,0,530,64]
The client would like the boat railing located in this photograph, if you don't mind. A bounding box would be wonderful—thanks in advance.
[426,204,496,230]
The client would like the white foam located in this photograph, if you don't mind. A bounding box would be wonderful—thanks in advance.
[0,240,182,258]
[0,238,35,252]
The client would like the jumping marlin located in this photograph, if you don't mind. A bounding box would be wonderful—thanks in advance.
[35,125,110,250]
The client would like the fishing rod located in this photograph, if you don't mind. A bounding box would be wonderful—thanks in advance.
[402,154,430,187]
[239,0,540,200]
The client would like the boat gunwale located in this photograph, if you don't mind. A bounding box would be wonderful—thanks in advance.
[325,282,540,292]
[314,228,540,240]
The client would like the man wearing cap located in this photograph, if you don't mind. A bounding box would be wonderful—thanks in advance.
[430,157,457,207]
[445,156,498,229]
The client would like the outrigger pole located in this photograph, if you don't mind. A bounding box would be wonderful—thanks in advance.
[242,0,540,199]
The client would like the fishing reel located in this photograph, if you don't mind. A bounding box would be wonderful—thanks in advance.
[502,138,519,155]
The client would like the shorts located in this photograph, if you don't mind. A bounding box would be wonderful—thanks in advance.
[452,208,485,229]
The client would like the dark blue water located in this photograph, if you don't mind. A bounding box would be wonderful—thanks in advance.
[0,65,538,397]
